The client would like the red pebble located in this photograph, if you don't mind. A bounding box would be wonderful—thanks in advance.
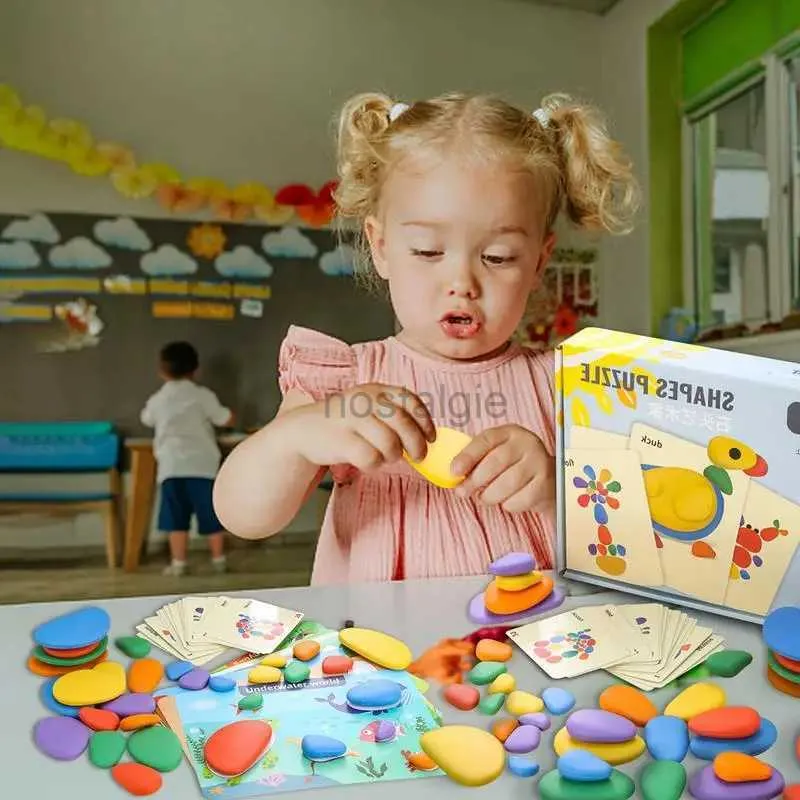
[783,785,800,800]
[79,707,120,732]
[204,720,273,777]
[321,655,353,676]
[111,763,163,796]
[462,626,512,646]
[733,546,752,569]
[443,683,480,711]
[597,526,612,545]
[736,525,762,552]
[688,707,761,739]
[775,652,800,674]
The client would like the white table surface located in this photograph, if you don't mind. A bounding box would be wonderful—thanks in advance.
[5,575,796,798]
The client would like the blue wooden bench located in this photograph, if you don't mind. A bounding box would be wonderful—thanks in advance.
[0,421,122,567]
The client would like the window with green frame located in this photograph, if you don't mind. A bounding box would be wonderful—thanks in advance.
[647,0,800,336]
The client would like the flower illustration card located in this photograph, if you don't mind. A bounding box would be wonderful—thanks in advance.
[507,605,634,678]
[564,448,664,589]
[629,423,751,605]
[199,598,304,654]
[723,481,800,616]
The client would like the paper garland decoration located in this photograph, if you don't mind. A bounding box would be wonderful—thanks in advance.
[0,84,337,226]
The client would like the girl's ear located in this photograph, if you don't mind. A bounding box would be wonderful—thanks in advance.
[365,215,390,280]
[536,231,557,276]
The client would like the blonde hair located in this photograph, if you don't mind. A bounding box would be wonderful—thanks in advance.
[334,91,639,283]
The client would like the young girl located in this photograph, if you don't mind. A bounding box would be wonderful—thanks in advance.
[214,91,638,585]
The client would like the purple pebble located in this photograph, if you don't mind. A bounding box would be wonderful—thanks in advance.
[488,552,535,577]
[688,765,784,799]
[33,717,91,760]
[467,586,565,625]
[566,709,636,743]
[519,712,551,731]
[375,721,396,743]
[504,724,541,754]
[101,693,156,717]
[179,668,210,691]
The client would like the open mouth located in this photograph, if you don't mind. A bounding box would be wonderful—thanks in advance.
[440,312,481,339]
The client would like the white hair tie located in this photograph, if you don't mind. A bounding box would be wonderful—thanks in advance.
[389,102,410,122]
[532,108,550,127]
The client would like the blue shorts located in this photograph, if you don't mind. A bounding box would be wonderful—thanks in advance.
[158,477,223,535]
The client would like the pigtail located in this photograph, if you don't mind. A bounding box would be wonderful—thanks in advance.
[541,94,639,234]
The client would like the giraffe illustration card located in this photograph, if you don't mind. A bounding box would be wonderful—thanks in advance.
[723,482,800,616]
[564,448,665,589]
[629,423,752,605]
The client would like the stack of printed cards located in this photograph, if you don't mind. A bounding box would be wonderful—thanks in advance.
[507,601,724,692]
[136,596,304,665]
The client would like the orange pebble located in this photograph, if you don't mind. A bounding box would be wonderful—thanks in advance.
[484,576,554,615]
[120,714,162,732]
[27,651,108,677]
[406,752,438,771]
[79,707,120,731]
[127,658,164,693]
[491,718,519,742]
[783,784,800,800]
[689,707,760,739]
[443,683,480,711]
[293,640,320,662]
[475,639,513,662]
[767,666,800,697]
[597,684,658,727]
[111,763,163,796]
[713,752,772,783]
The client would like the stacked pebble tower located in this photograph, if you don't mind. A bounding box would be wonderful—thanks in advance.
[762,606,800,698]
[467,552,565,624]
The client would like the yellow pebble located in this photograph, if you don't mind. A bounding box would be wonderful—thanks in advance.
[553,727,645,765]
[338,627,412,670]
[493,572,542,592]
[487,673,516,695]
[53,661,126,707]
[663,682,726,721]
[247,665,282,685]
[403,427,472,489]
[505,690,543,715]
[420,725,505,786]
[260,654,287,668]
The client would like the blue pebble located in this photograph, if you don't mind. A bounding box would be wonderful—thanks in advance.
[165,660,194,681]
[557,749,612,782]
[346,679,402,711]
[302,735,347,762]
[33,606,110,649]
[689,718,777,760]
[508,756,540,778]
[39,678,80,717]
[542,687,575,715]
[644,715,689,761]
[208,675,236,693]
[763,607,800,660]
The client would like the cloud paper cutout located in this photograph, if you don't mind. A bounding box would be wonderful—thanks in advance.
[215,245,273,279]
[141,244,198,276]
[262,227,318,258]
[1,213,60,244]
[319,244,355,276]
[0,241,40,269]
[49,237,111,269]
[94,217,152,251]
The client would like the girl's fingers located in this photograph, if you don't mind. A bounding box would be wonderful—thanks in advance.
[450,428,508,478]
[477,461,535,507]
[377,399,431,462]
[456,445,518,498]
[379,386,436,443]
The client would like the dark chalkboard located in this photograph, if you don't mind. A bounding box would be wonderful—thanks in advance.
[0,212,393,434]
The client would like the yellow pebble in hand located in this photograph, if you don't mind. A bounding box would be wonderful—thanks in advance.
[487,673,516,695]
[493,571,542,592]
[403,427,472,489]
[260,654,286,668]
[505,690,543,715]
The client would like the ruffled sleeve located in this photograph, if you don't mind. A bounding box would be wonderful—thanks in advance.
[278,325,357,401]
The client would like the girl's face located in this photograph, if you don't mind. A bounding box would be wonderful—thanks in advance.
[365,152,555,362]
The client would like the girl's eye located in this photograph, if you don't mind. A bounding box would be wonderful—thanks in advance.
[482,254,516,266]
[411,248,443,259]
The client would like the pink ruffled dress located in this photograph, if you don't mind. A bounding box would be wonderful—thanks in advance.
[278,325,557,585]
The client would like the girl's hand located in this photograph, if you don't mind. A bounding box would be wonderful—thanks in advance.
[287,383,436,471]
[451,424,555,514]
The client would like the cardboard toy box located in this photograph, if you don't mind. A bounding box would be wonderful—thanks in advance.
[555,327,800,623]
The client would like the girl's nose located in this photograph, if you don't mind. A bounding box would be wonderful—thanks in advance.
[446,264,480,300]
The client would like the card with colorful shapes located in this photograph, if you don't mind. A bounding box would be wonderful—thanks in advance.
[507,605,634,679]
[723,481,800,616]
[564,448,665,589]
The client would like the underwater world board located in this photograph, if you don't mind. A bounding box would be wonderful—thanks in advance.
[156,632,442,797]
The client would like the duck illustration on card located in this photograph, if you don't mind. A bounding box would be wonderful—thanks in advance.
[564,448,664,588]
[629,423,764,605]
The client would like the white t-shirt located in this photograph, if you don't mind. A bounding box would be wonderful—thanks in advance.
[140,380,232,483]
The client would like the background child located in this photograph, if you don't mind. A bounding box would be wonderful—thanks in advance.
[141,341,233,576]
[215,91,638,584]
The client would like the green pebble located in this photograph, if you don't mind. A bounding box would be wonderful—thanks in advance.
[88,730,126,769]
[468,661,507,686]
[539,769,635,800]
[127,726,183,772]
[767,652,800,684]
[34,637,108,666]
[238,693,263,711]
[706,649,753,678]
[284,661,310,684]
[115,636,151,659]
[478,693,505,715]
[640,760,686,800]
[677,662,711,685]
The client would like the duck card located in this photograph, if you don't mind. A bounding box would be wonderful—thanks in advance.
[564,448,664,589]
[723,482,800,615]
[628,423,751,605]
